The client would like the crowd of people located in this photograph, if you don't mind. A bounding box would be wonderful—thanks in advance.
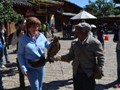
[0,16,120,90]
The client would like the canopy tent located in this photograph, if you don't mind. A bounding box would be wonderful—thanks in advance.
[70,10,97,20]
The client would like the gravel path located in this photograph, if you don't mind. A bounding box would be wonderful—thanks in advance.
[1,34,119,90]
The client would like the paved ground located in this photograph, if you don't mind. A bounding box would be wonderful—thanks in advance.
[1,33,120,90]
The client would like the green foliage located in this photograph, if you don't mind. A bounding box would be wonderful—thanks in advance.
[84,0,120,18]
[113,0,120,3]
[0,0,22,23]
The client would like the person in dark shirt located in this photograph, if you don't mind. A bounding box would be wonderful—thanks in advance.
[67,21,72,38]
[96,26,104,49]
[113,24,120,88]
[62,22,67,38]
[11,19,26,89]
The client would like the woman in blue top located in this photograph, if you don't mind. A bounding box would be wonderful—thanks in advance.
[17,17,51,90]
[0,39,3,90]
[0,39,3,65]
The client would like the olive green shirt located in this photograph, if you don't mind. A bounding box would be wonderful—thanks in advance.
[66,35,104,77]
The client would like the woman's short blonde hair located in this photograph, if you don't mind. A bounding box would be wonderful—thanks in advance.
[26,17,41,30]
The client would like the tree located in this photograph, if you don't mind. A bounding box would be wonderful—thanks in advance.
[84,0,120,18]
[113,0,120,3]
[0,0,22,23]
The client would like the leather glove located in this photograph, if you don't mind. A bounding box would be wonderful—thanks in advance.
[94,67,104,79]
[54,56,61,61]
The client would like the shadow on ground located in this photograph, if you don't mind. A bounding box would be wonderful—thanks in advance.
[60,37,75,40]
[104,80,118,89]
[4,86,30,90]
[96,80,118,90]
[5,63,17,68]
[0,63,18,77]
[43,78,73,90]
[4,79,117,90]
[4,79,73,90]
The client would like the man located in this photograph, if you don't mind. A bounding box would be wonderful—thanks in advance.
[11,19,26,89]
[67,21,72,38]
[62,22,67,38]
[56,22,105,90]
[113,23,120,88]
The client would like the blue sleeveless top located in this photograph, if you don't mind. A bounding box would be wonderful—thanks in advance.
[0,40,2,48]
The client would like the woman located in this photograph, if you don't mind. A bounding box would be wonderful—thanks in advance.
[0,23,10,68]
[0,39,3,90]
[12,19,26,89]
[17,17,51,90]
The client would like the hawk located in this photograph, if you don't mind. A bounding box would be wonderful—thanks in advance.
[46,36,60,63]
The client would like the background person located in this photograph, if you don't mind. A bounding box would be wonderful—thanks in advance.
[62,22,67,39]
[113,23,120,88]
[96,26,104,49]
[41,23,47,37]
[11,19,26,89]
[0,39,3,90]
[0,23,10,68]
[51,24,55,38]
[91,24,97,38]
[56,22,104,90]
[11,19,26,52]
[67,21,72,38]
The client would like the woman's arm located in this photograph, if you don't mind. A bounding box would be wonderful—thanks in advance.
[17,38,27,75]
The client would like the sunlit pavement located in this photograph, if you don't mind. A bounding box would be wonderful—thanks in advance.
[2,33,120,90]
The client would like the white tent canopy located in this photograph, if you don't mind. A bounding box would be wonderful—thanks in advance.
[70,10,97,20]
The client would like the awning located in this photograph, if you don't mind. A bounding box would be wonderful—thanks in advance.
[62,12,77,16]
[33,0,63,5]
[57,10,76,16]
[29,0,64,7]
[14,0,33,7]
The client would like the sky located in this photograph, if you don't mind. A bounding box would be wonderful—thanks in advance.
[69,0,114,8]
[69,0,96,8]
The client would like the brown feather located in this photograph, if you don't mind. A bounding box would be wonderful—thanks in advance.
[46,36,60,63]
